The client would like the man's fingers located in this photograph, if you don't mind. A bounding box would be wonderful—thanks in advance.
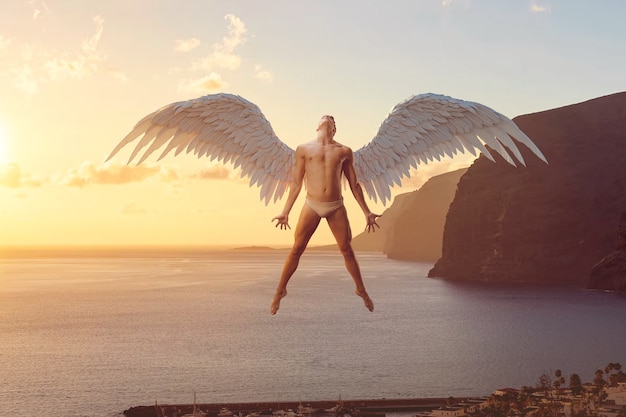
[272,215,291,230]
[365,221,380,233]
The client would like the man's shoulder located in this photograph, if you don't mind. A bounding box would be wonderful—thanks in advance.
[333,141,353,154]
[297,140,318,149]
[295,142,313,152]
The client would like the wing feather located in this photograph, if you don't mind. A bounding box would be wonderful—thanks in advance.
[137,126,178,165]
[107,93,295,205]
[353,93,547,204]
[127,126,161,164]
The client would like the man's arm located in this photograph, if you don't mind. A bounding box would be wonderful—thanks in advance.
[272,146,306,229]
[343,148,381,232]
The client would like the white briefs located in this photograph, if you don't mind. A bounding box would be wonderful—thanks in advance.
[305,197,344,218]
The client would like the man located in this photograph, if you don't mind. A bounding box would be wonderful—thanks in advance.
[270,115,380,315]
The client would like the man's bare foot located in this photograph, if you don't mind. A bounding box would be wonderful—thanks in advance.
[270,289,287,315]
[356,289,374,312]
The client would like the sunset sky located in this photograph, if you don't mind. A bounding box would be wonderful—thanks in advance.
[1,0,625,247]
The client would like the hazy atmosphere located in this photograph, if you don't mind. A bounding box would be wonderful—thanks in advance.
[2,0,625,247]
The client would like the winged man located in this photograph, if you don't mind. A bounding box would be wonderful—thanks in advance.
[107,93,547,314]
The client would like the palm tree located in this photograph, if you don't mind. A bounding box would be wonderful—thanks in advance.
[569,373,583,396]
[605,363,615,385]
[553,370,565,399]
[605,362,626,385]
[592,369,608,407]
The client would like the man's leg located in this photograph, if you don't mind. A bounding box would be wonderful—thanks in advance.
[326,207,374,312]
[270,204,321,315]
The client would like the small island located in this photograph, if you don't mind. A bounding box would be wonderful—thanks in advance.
[231,246,276,251]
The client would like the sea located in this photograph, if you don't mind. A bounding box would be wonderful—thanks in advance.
[1,248,625,417]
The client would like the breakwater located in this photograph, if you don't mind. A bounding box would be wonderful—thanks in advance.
[124,397,475,417]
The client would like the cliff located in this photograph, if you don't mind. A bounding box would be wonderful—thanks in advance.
[322,169,466,262]
[429,92,626,285]
[588,211,626,292]
[383,168,467,261]
[346,188,415,252]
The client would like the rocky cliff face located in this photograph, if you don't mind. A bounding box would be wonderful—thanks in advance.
[429,92,626,285]
[347,189,413,252]
[384,168,467,262]
[588,211,626,292]
[343,169,467,261]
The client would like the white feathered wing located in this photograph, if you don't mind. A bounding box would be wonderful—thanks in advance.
[106,93,295,205]
[107,92,547,206]
[354,93,547,204]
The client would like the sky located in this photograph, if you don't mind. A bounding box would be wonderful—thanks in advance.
[1,0,625,248]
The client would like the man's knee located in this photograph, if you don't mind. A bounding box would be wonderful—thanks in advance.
[338,242,355,258]
[290,243,307,258]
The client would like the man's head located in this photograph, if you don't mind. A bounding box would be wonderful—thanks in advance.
[317,115,336,136]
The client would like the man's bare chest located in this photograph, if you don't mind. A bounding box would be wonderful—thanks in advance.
[304,147,346,166]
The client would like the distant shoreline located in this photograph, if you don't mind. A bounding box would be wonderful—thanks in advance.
[0,245,292,259]
[0,245,350,259]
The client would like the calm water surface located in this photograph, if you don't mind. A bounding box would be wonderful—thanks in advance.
[1,249,625,417]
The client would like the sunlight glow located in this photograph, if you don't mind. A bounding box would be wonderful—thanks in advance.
[0,120,7,163]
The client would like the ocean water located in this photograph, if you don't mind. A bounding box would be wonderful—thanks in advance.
[1,249,625,417]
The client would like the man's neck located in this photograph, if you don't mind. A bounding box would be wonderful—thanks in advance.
[316,129,335,144]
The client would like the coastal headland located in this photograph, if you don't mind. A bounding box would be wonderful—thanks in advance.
[124,397,474,417]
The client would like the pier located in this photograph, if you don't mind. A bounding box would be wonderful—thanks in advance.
[125,397,477,417]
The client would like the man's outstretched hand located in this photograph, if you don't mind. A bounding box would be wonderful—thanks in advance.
[365,212,381,233]
[272,214,291,230]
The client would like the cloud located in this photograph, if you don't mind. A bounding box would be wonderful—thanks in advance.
[0,34,13,51]
[174,14,271,91]
[254,65,273,82]
[10,64,40,95]
[120,202,148,215]
[178,72,228,94]
[61,161,180,187]
[2,15,119,95]
[44,15,106,81]
[60,161,238,187]
[29,0,51,20]
[175,38,201,52]
[192,14,247,72]
[530,1,551,13]
[214,14,247,69]
[0,163,43,188]
[107,67,129,82]
[191,165,233,180]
